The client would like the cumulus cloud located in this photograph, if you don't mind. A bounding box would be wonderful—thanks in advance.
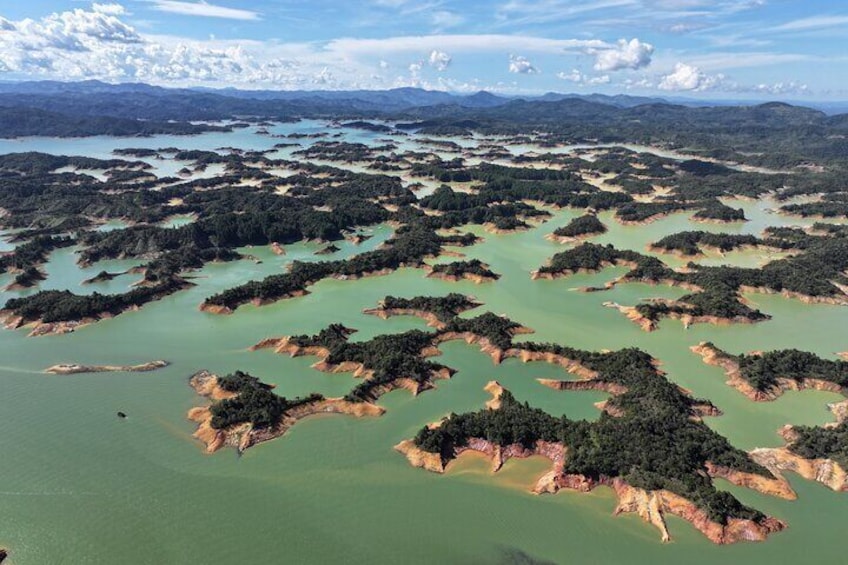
[590,38,653,72]
[557,69,609,86]
[658,62,724,91]
[427,49,451,71]
[508,54,538,74]
[92,3,127,15]
[0,4,810,97]
[557,69,583,82]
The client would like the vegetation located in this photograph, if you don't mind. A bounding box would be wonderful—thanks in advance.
[429,259,500,280]
[210,371,323,429]
[693,200,746,222]
[538,228,848,327]
[723,348,848,392]
[552,214,607,238]
[650,231,769,256]
[788,422,848,469]
[377,293,480,322]
[413,336,770,525]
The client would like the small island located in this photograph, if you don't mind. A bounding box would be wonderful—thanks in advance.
[546,213,607,243]
[45,360,169,375]
[426,259,500,283]
[188,370,383,453]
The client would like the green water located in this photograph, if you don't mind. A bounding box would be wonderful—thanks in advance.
[2,130,847,564]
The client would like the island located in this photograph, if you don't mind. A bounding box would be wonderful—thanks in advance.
[426,259,500,283]
[546,213,607,243]
[188,370,383,453]
[45,360,169,375]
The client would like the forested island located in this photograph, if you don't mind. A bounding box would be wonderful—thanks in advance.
[180,292,844,543]
[426,259,500,283]
[693,342,848,492]
[4,84,848,554]
[535,226,848,330]
[548,213,607,243]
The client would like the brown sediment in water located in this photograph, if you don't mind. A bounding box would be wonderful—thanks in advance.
[45,360,169,374]
[188,370,384,454]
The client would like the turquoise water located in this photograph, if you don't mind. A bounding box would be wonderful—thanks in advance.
[1,127,847,564]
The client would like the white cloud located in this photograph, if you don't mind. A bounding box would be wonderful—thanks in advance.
[326,35,608,55]
[0,4,814,97]
[590,38,653,71]
[92,3,127,15]
[658,62,724,91]
[557,69,583,82]
[508,54,538,74]
[772,15,848,32]
[147,1,261,21]
[427,49,451,71]
[557,69,609,86]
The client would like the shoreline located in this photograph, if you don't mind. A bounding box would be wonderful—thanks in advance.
[45,360,169,375]
[691,342,846,401]
[188,370,384,453]
[395,383,785,544]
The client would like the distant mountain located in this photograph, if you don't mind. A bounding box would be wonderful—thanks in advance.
[532,92,667,108]
[0,106,227,138]
[0,80,843,141]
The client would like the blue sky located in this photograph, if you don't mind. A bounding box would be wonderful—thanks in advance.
[0,1,845,99]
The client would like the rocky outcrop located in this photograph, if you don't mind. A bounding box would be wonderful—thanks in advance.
[705,462,796,500]
[362,307,446,329]
[692,342,846,401]
[188,370,384,454]
[739,285,848,307]
[603,301,657,331]
[750,446,848,492]
[397,381,785,544]
[425,270,498,284]
[537,378,626,396]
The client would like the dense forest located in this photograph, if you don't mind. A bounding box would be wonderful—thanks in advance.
[788,422,848,469]
[551,214,607,238]
[538,226,848,327]
[429,259,500,281]
[209,371,324,430]
[705,344,848,393]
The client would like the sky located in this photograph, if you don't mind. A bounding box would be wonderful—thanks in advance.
[0,1,845,100]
